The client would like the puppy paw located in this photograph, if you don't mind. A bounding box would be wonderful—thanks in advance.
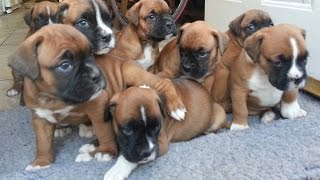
[95,152,112,162]
[75,153,94,162]
[25,164,51,171]
[281,100,307,119]
[261,111,276,124]
[103,155,137,180]
[54,127,72,137]
[79,144,96,154]
[7,89,19,97]
[230,123,249,131]
[79,124,95,138]
[169,108,187,121]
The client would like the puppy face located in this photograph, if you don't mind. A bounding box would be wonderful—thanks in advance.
[178,21,229,80]
[245,24,308,91]
[126,0,177,42]
[56,0,114,55]
[8,24,106,104]
[229,9,274,42]
[109,87,161,163]
[24,1,58,31]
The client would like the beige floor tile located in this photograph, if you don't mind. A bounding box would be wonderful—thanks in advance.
[0,80,21,110]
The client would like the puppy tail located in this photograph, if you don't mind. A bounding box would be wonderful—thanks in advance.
[206,103,228,133]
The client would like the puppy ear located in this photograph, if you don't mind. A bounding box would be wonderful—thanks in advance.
[211,29,230,55]
[104,93,120,122]
[126,1,142,26]
[55,3,69,23]
[177,23,191,43]
[244,32,263,63]
[229,14,245,36]
[8,35,43,80]
[301,28,306,39]
[24,7,34,27]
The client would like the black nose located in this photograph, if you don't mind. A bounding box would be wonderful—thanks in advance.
[165,21,173,29]
[139,149,152,158]
[100,33,112,43]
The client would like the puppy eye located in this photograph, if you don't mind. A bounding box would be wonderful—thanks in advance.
[269,22,274,27]
[272,60,282,67]
[147,14,156,20]
[57,61,73,72]
[197,51,207,58]
[247,24,255,32]
[122,127,133,136]
[78,19,89,28]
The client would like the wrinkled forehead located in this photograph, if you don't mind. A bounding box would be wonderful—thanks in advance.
[261,27,307,59]
[241,10,271,28]
[181,28,216,50]
[33,2,58,15]
[140,0,170,16]
[64,1,93,20]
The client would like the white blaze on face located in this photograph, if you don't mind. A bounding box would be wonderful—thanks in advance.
[46,6,53,24]
[288,38,303,79]
[91,0,115,49]
[140,106,155,150]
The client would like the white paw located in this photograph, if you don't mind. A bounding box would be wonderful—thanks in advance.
[25,164,51,171]
[230,123,249,131]
[79,124,95,138]
[79,144,96,154]
[261,111,276,124]
[103,155,137,180]
[170,108,187,121]
[54,127,72,137]
[95,152,112,162]
[7,89,19,97]
[75,153,93,162]
[281,100,307,119]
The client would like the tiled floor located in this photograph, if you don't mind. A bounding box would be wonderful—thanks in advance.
[0,7,29,110]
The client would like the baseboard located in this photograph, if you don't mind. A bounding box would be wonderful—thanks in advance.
[304,76,320,98]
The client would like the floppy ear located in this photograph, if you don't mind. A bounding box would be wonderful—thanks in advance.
[8,35,43,80]
[300,28,306,39]
[229,13,245,36]
[24,7,34,27]
[126,1,142,25]
[104,93,120,122]
[211,29,230,55]
[55,3,69,23]
[244,32,263,63]
[177,23,190,43]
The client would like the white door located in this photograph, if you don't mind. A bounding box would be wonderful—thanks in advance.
[205,0,320,81]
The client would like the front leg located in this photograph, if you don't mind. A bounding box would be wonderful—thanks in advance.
[281,88,307,119]
[25,114,55,171]
[103,155,138,180]
[230,84,249,131]
[123,61,186,121]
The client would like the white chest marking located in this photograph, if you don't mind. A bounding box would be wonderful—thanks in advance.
[35,106,74,124]
[248,67,283,107]
[46,6,53,24]
[137,44,154,70]
[288,38,303,79]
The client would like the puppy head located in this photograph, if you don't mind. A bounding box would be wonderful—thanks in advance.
[109,86,162,163]
[244,24,308,91]
[24,1,58,32]
[126,0,177,42]
[8,24,106,104]
[229,9,274,43]
[178,21,229,80]
[56,0,114,55]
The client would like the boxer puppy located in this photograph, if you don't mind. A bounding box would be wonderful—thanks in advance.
[55,0,115,137]
[56,0,115,55]
[103,79,227,180]
[154,21,229,91]
[8,24,185,170]
[229,24,308,130]
[108,0,177,70]
[212,9,274,112]
[7,1,58,99]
